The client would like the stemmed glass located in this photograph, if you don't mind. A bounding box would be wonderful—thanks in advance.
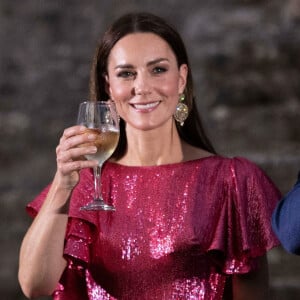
[77,100,119,211]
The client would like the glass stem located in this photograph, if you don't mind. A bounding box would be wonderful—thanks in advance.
[93,164,103,202]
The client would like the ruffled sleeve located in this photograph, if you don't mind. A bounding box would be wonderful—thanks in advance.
[25,169,99,299]
[61,169,100,265]
[205,157,281,274]
[26,184,51,218]
[26,169,98,259]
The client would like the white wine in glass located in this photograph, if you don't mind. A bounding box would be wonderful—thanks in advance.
[77,101,119,211]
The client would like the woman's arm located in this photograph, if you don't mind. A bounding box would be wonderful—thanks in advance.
[232,255,270,300]
[18,125,97,298]
[18,178,70,298]
[272,173,300,254]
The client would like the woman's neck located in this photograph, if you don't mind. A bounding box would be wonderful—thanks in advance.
[117,122,183,166]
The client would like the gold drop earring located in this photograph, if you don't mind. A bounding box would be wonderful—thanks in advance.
[173,93,189,126]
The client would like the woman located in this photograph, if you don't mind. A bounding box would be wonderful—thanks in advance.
[19,12,281,299]
[272,172,300,255]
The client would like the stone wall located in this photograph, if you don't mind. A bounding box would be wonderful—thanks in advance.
[1,0,300,299]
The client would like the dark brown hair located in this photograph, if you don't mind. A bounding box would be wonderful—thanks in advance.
[89,12,216,158]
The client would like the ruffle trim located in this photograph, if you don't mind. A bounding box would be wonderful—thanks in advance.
[63,218,94,264]
[26,158,281,275]
[204,157,281,274]
[26,169,99,265]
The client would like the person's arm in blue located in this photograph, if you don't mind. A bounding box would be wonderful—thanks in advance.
[272,172,300,255]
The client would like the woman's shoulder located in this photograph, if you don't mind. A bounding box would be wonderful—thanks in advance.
[186,151,273,186]
[182,142,255,167]
[182,142,258,171]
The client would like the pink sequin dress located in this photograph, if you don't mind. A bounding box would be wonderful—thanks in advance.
[27,156,281,300]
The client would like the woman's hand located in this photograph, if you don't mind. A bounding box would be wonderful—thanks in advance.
[18,125,99,298]
[55,125,98,190]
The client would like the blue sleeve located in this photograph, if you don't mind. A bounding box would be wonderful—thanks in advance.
[272,172,300,255]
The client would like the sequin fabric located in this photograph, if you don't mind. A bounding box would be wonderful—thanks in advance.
[27,156,281,300]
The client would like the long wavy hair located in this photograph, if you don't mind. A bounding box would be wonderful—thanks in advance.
[89,12,216,158]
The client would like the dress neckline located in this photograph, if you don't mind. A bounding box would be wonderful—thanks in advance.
[106,155,221,170]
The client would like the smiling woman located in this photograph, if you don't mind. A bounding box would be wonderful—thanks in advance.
[18,12,281,300]
[106,32,188,137]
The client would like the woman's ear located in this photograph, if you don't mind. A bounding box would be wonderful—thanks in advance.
[178,64,188,94]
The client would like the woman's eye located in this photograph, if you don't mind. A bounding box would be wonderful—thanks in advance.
[153,66,167,74]
[117,71,135,78]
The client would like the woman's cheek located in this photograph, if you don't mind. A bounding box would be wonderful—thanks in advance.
[110,83,131,101]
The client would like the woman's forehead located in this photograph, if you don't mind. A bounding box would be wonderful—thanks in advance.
[108,33,176,66]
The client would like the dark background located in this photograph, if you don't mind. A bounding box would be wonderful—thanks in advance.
[1,0,300,299]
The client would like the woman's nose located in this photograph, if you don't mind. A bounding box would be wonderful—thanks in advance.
[133,73,151,95]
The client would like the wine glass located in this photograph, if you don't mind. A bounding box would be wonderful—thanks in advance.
[77,100,119,211]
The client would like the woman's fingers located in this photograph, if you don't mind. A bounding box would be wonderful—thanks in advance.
[57,145,97,163]
[55,126,98,176]
[59,127,96,152]
[57,159,97,175]
[63,125,86,138]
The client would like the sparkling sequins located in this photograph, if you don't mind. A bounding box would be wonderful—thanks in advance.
[121,236,141,260]
[28,156,281,299]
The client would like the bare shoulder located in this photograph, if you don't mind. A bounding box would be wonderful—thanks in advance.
[181,141,215,162]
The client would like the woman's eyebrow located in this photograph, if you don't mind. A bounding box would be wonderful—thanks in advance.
[114,58,169,70]
[147,58,169,66]
[114,63,134,70]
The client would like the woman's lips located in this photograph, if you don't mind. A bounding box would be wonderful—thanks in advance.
[131,101,160,111]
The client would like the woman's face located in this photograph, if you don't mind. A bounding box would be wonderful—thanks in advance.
[106,33,188,131]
